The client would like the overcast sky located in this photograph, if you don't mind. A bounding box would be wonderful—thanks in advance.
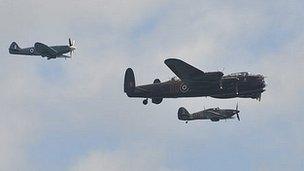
[0,0,303,170]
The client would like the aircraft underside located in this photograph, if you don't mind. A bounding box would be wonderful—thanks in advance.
[128,84,265,98]
[124,59,266,105]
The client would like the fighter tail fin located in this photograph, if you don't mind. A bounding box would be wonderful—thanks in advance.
[178,107,191,120]
[9,42,21,53]
[124,68,135,95]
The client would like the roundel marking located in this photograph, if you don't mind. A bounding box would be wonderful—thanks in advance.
[29,48,34,53]
[180,83,189,93]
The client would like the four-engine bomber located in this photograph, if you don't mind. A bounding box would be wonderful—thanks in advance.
[8,39,265,123]
[124,58,266,105]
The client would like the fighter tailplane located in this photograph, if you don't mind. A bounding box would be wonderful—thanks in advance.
[178,107,191,123]
[9,42,21,53]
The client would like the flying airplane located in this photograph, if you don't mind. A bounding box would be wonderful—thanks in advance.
[9,39,76,60]
[124,58,266,105]
[178,103,240,123]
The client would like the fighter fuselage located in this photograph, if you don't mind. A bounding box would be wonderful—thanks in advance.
[178,107,240,122]
[9,43,71,56]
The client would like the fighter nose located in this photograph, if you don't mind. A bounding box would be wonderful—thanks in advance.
[235,110,240,114]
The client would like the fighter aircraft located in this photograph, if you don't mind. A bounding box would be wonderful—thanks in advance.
[9,39,76,60]
[124,58,266,105]
[178,103,240,123]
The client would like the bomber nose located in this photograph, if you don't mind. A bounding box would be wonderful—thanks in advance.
[257,74,264,79]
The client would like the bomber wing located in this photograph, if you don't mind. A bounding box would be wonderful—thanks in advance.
[164,58,223,82]
[34,42,58,58]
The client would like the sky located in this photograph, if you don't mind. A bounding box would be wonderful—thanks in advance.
[0,0,304,170]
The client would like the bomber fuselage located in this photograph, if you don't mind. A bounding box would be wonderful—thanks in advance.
[127,73,265,100]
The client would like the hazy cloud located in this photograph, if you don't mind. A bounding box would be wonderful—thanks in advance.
[69,146,175,171]
[0,0,303,170]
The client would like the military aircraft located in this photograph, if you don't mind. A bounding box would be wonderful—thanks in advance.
[9,39,76,60]
[178,103,240,123]
[124,58,266,105]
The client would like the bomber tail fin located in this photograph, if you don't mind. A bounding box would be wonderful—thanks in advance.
[9,42,21,54]
[178,107,191,121]
[124,68,135,95]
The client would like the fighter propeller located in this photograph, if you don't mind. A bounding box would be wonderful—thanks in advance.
[236,102,240,121]
[68,38,76,58]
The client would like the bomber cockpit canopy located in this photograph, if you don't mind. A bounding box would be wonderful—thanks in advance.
[227,72,249,77]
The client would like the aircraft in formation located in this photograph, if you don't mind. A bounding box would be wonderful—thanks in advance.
[178,103,240,123]
[7,39,264,122]
[9,39,76,60]
[124,58,266,105]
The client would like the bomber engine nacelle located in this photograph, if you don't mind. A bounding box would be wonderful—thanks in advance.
[210,118,220,122]
[152,97,163,104]
[151,79,162,104]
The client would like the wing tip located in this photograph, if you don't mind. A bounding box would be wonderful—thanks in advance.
[34,42,43,47]
[164,58,184,66]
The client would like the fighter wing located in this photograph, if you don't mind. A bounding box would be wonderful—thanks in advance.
[208,111,227,119]
[164,58,223,82]
[57,55,71,58]
[34,42,58,58]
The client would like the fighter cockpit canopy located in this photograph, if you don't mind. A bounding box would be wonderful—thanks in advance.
[206,107,220,111]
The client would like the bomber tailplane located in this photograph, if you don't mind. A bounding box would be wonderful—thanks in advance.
[124,68,135,95]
